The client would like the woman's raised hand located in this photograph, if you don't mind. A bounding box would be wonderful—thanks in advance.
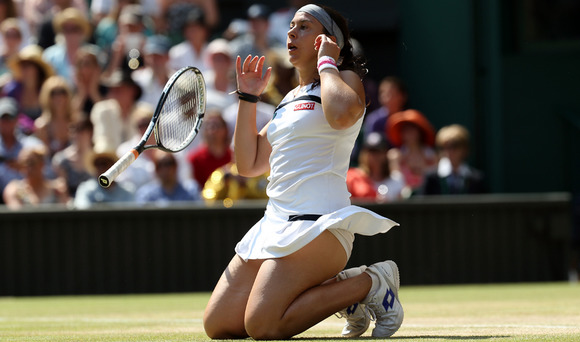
[235,55,272,97]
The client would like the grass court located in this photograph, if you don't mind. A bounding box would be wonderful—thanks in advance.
[1,282,579,341]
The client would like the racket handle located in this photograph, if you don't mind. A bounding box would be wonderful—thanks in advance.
[98,149,139,188]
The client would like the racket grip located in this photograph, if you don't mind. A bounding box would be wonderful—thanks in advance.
[98,149,139,188]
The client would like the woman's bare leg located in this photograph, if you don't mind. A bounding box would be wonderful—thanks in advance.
[244,230,372,340]
[203,255,263,339]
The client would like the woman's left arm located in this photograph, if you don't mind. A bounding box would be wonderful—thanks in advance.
[317,35,365,130]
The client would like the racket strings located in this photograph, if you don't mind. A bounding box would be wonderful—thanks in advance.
[157,70,203,152]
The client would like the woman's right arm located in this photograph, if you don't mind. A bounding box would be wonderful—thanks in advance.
[233,55,272,178]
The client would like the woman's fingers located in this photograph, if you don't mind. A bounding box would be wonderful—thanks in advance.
[248,55,260,73]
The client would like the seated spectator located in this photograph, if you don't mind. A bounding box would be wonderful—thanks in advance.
[115,103,157,189]
[364,76,408,143]
[72,45,108,118]
[22,0,87,39]
[202,162,269,204]
[74,141,135,209]
[204,38,236,111]
[0,18,24,82]
[160,0,219,40]
[132,34,173,107]
[34,75,78,157]
[229,4,280,69]
[135,150,200,205]
[52,118,93,198]
[103,4,149,76]
[187,109,232,187]
[261,47,298,107]
[3,45,54,132]
[0,97,44,199]
[91,69,143,150]
[0,1,32,53]
[42,8,93,83]
[3,145,69,209]
[386,109,437,193]
[420,124,486,195]
[347,132,406,202]
[168,6,210,73]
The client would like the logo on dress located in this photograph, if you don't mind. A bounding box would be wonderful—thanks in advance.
[294,102,315,111]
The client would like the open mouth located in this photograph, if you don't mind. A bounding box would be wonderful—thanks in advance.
[288,43,297,52]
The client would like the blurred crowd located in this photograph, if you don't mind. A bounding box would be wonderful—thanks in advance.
[0,0,486,210]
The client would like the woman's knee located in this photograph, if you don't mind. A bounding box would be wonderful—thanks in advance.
[244,315,287,340]
[204,311,247,339]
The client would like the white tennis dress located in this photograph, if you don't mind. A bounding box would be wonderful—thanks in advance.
[235,84,398,261]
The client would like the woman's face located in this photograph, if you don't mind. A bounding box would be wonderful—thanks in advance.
[379,82,406,113]
[19,153,44,179]
[287,11,324,67]
[49,87,69,111]
[19,61,40,81]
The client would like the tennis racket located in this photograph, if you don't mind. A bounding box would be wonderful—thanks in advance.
[98,66,205,188]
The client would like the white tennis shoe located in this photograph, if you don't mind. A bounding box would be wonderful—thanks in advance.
[335,265,371,337]
[362,260,404,337]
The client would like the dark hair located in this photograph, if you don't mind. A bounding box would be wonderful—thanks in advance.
[318,4,367,79]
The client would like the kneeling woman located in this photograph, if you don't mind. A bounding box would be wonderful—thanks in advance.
[203,4,404,339]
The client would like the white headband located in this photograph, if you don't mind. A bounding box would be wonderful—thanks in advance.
[297,4,345,49]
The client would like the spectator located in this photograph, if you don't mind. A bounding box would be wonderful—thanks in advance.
[222,100,274,146]
[22,0,87,38]
[135,150,200,205]
[168,6,210,73]
[420,124,486,195]
[3,44,54,131]
[132,34,173,107]
[364,76,408,143]
[267,0,309,47]
[3,145,69,209]
[0,97,44,200]
[92,0,140,55]
[90,69,143,150]
[115,102,156,190]
[187,109,232,187]
[42,7,93,83]
[0,0,33,49]
[91,0,159,28]
[103,4,149,76]
[261,47,298,107]
[160,0,219,34]
[34,75,77,156]
[0,18,24,82]
[202,161,269,203]
[229,4,280,69]
[386,109,437,193]
[35,0,88,49]
[347,132,406,202]
[204,38,236,111]
[73,140,134,209]
[51,118,93,197]
[71,45,108,118]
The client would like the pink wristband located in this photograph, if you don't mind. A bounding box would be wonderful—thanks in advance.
[317,56,338,74]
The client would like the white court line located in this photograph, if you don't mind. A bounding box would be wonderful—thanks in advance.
[0,317,203,324]
[322,321,579,330]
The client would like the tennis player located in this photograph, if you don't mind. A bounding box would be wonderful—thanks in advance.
[203,4,403,339]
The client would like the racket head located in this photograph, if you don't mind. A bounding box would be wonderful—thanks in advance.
[153,66,206,152]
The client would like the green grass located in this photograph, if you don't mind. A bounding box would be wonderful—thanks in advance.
[1,282,579,341]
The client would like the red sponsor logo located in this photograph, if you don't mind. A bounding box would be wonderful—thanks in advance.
[294,102,315,111]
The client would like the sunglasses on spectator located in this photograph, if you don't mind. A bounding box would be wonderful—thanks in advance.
[50,88,68,97]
